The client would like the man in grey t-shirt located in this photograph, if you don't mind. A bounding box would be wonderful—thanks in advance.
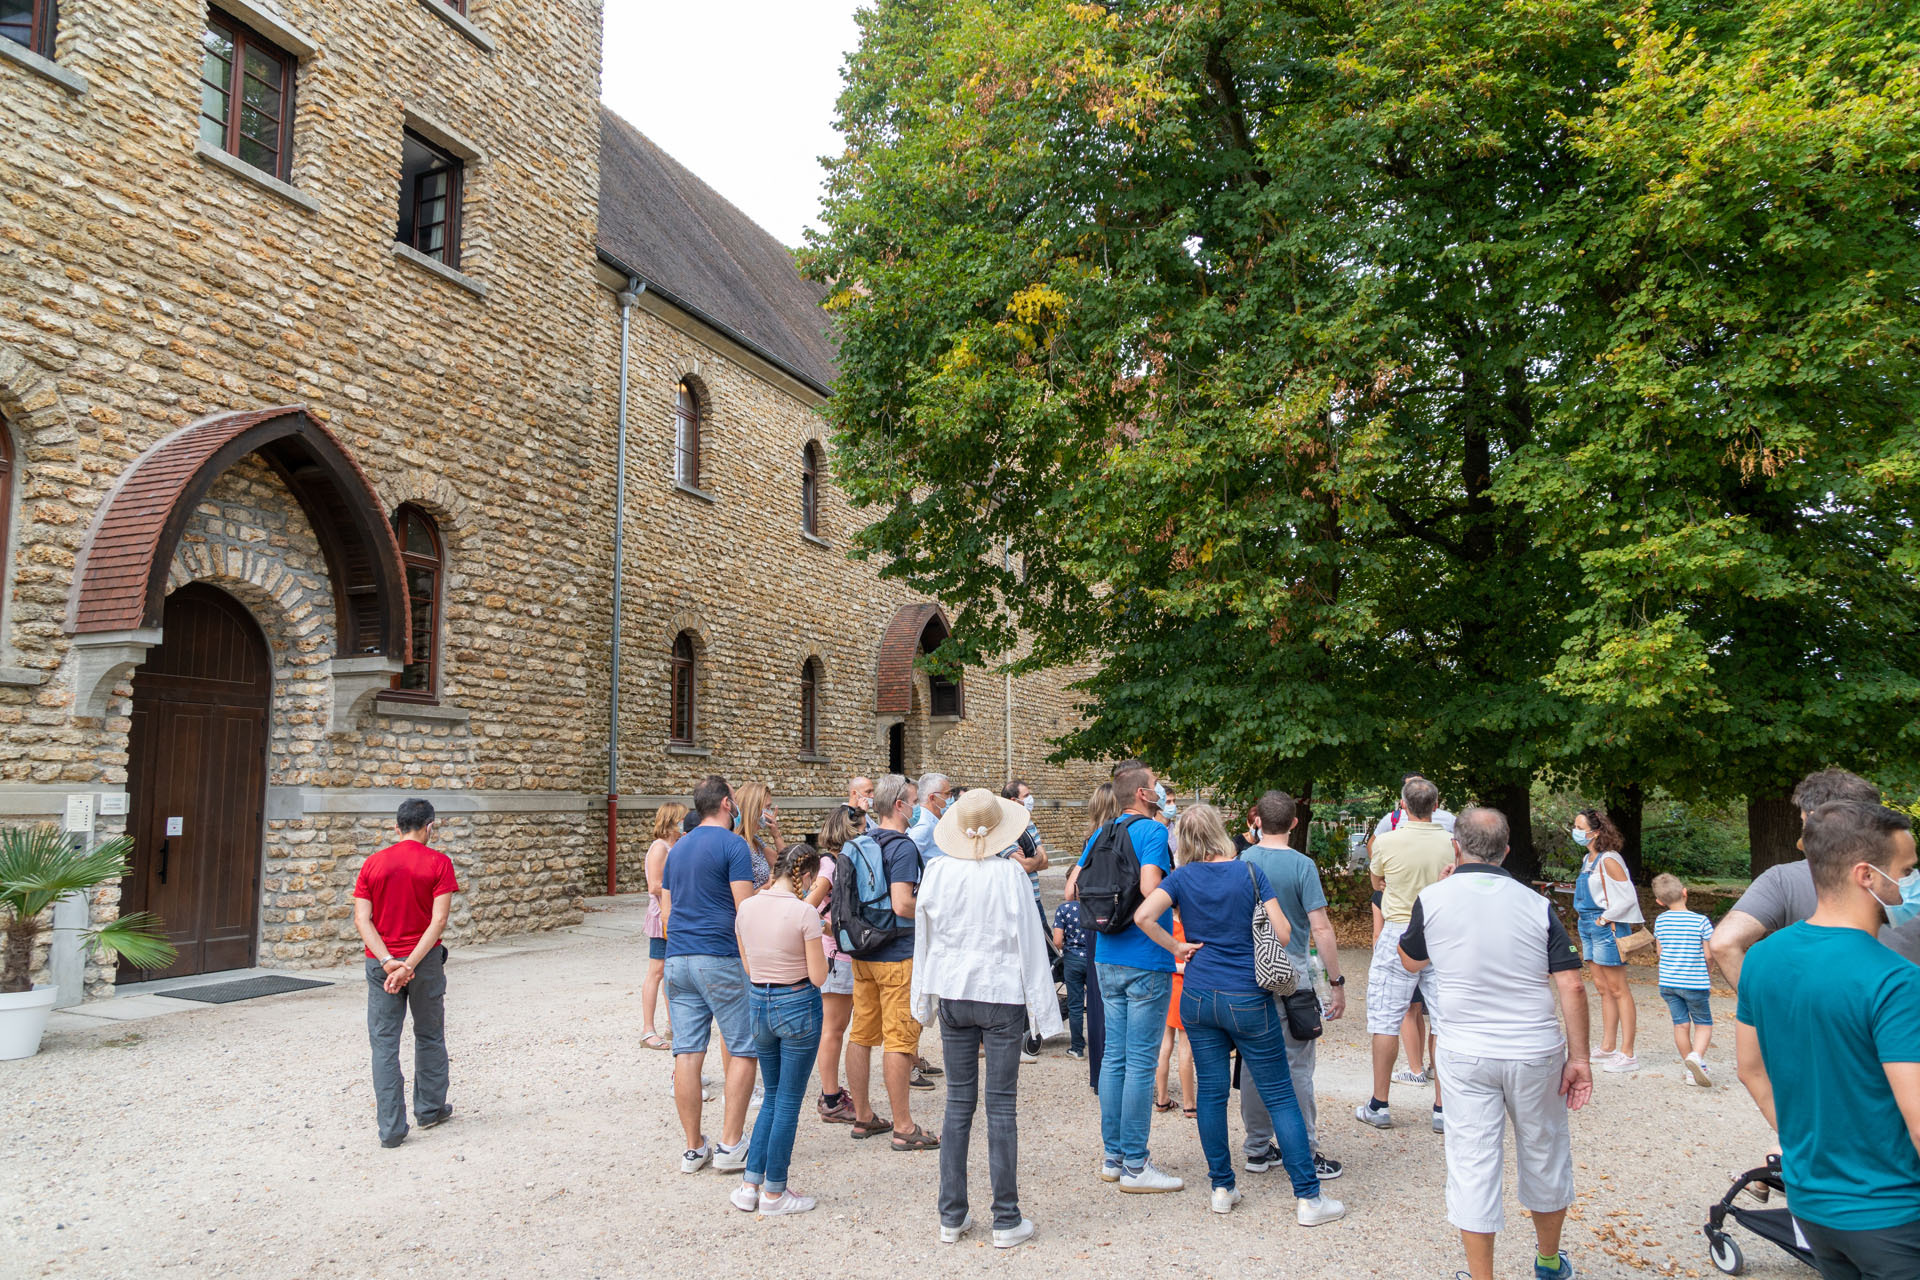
[1712,769,1920,987]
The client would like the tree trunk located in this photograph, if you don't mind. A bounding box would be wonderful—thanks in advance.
[1493,777,1540,886]
[1293,780,1313,858]
[1748,794,1802,878]
[3,916,40,993]
[1605,782,1645,884]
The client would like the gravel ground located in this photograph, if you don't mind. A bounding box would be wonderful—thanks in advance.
[4,893,1794,1280]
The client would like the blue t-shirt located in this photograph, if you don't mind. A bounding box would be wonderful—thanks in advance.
[1160,860,1276,995]
[1737,922,1920,1230]
[866,828,923,964]
[661,825,755,959]
[1653,907,1714,989]
[1239,844,1325,967]
[1053,901,1089,956]
[1078,814,1175,973]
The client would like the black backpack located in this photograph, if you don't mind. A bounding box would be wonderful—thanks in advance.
[1078,816,1145,935]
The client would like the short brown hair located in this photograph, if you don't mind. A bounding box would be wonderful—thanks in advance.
[1805,801,1913,893]
[1113,763,1154,811]
[1254,790,1296,836]
[1793,768,1879,814]
[1651,873,1686,905]
[1401,776,1439,821]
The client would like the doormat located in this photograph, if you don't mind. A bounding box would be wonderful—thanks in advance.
[164,976,332,1004]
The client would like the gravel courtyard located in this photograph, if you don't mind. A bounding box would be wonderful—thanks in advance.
[6,894,1790,1280]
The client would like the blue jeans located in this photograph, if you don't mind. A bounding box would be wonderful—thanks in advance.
[743,982,822,1194]
[1183,987,1320,1198]
[1096,963,1172,1170]
[1062,952,1089,1054]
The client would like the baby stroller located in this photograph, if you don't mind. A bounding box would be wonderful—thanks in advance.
[1703,1154,1817,1274]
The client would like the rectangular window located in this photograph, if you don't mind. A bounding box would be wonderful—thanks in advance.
[397,130,464,267]
[0,0,56,57]
[199,11,295,179]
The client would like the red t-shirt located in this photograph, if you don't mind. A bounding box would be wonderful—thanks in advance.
[353,839,459,959]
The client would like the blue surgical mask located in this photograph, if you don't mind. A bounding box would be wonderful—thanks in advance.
[1869,865,1920,928]
[1155,782,1168,806]
[1571,827,1590,847]
[910,804,924,826]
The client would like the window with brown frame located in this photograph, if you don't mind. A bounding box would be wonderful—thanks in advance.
[675,382,701,489]
[670,632,697,744]
[199,10,295,180]
[390,506,442,699]
[799,659,819,755]
[801,442,821,536]
[397,130,463,267]
[0,0,57,56]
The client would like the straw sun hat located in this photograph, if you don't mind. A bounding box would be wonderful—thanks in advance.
[932,788,1030,861]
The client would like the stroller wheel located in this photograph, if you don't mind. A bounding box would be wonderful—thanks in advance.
[1708,1233,1745,1275]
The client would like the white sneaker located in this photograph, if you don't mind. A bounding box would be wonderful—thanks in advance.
[1098,1160,1123,1183]
[730,1183,760,1212]
[1602,1054,1640,1074]
[939,1214,974,1244]
[1431,1108,1445,1134]
[1392,1068,1431,1086]
[712,1138,750,1172]
[1210,1187,1243,1215]
[681,1140,712,1174]
[1353,1101,1392,1129]
[1020,1048,1039,1064]
[1592,1048,1623,1065]
[1297,1193,1347,1226]
[992,1218,1035,1248]
[1118,1162,1184,1194]
[758,1190,815,1217]
[1684,1053,1713,1087]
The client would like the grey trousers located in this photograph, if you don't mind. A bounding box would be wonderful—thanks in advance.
[938,998,1027,1230]
[366,946,448,1143]
[1239,997,1318,1155]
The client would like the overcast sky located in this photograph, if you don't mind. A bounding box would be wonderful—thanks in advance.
[601,1,866,249]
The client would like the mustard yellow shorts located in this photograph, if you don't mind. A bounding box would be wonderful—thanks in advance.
[849,958,920,1054]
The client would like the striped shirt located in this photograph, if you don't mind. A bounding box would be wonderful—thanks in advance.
[1654,907,1715,989]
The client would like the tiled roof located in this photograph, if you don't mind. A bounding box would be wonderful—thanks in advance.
[597,108,837,394]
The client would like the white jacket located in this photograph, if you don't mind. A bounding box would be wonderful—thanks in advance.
[910,855,1065,1039]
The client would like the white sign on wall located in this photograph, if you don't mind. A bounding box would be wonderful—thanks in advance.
[165,816,184,837]
[63,793,95,834]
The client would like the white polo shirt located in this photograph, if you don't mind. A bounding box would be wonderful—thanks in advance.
[1398,863,1582,1060]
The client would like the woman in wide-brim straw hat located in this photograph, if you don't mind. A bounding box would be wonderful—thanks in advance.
[911,789,1065,1249]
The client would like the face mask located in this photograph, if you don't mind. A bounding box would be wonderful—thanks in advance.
[1571,827,1590,847]
[910,805,924,826]
[1155,782,1168,806]
[1021,795,1034,812]
[760,812,774,830]
[729,806,741,832]
[1869,865,1920,928]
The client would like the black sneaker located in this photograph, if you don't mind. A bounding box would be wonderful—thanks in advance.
[1244,1144,1283,1172]
[1313,1152,1344,1180]
[419,1106,454,1129]
[914,1057,944,1078]
[909,1068,936,1090]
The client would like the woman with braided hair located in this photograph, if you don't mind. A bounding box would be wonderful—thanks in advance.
[730,842,828,1217]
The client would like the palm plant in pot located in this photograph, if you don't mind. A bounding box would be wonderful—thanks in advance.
[1,825,176,1059]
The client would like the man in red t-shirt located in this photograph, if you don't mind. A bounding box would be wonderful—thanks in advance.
[353,798,459,1148]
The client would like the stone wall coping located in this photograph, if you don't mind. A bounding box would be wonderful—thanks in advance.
[265,787,595,820]
[0,784,128,818]
[195,139,321,213]
[373,696,471,723]
[797,752,831,765]
[391,241,487,298]
[665,743,712,757]
[0,34,87,94]
[403,107,486,164]
[672,480,717,505]
[416,0,497,53]
[212,0,319,56]
[0,665,48,687]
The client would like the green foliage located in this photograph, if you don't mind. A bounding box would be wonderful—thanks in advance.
[808,0,1920,811]
[0,826,176,993]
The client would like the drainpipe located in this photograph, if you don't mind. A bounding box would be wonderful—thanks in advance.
[1003,547,1014,785]
[608,279,644,894]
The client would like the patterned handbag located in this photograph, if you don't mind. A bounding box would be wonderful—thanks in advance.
[1248,864,1300,995]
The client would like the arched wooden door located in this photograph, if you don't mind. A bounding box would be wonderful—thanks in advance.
[120,584,271,980]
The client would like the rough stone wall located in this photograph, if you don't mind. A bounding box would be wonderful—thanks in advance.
[1,0,609,985]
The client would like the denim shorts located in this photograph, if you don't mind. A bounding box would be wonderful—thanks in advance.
[648,936,667,961]
[1578,915,1629,967]
[1659,986,1713,1026]
[665,953,757,1057]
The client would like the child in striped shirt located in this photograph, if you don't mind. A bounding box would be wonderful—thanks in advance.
[1651,873,1717,1086]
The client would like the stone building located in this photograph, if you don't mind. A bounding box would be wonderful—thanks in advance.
[1,0,1104,999]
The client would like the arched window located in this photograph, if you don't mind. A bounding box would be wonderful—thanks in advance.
[670,631,697,744]
[675,381,701,489]
[391,505,441,697]
[801,442,820,536]
[800,658,820,755]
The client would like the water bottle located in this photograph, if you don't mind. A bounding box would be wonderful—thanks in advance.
[1309,944,1331,1014]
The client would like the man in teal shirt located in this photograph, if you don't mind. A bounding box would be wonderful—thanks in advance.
[1737,799,1920,1279]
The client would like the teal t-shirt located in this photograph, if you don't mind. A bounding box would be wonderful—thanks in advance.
[1240,844,1326,968]
[1736,922,1920,1230]
[1077,814,1175,973]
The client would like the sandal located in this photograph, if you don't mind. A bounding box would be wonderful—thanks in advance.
[850,1115,893,1140]
[1154,1097,1176,1113]
[1182,1107,1197,1120]
[890,1124,940,1152]
[641,1031,669,1050]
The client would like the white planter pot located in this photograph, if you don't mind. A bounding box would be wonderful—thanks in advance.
[0,984,58,1060]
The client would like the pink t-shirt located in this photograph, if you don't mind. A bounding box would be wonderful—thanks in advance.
[815,854,840,962]
[736,885,823,984]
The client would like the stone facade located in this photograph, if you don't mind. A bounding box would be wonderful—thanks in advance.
[0,0,1105,996]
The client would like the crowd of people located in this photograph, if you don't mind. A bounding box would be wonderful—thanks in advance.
[344,760,1920,1280]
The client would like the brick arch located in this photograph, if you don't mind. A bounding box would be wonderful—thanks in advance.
[0,342,72,438]
[69,406,408,663]
[875,602,954,716]
[665,608,711,654]
[375,473,476,557]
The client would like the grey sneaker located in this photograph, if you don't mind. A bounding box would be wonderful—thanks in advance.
[1118,1162,1184,1194]
[712,1138,749,1172]
[1353,1101,1392,1129]
[1431,1108,1445,1134]
[757,1189,815,1217]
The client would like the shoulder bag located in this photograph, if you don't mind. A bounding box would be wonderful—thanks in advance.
[1248,864,1300,995]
